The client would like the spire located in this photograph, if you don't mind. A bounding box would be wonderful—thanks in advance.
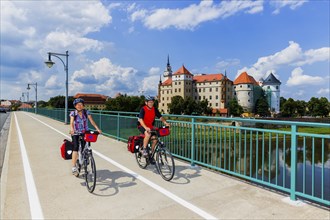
[163,54,173,78]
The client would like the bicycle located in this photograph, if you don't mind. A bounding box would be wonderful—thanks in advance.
[74,130,99,193]
[135,126,175,181]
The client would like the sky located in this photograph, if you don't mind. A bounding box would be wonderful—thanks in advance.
[1,0,329,102]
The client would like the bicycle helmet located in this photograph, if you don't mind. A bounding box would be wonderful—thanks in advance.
[73,98,85,106]
[145,95,155,101]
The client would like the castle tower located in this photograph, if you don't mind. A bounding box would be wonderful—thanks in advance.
[233,72,258,113]
[163,55,173,81]
[262,73,281,113]
[172,65,193,99]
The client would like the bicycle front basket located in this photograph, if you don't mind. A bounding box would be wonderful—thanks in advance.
[158,127,170,137]
[84,131,99,142]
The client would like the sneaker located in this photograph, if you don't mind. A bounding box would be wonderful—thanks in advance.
[72,166,79,177]
[142,148,149,157]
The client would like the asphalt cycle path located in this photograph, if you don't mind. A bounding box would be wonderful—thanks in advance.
[1,112,329,219]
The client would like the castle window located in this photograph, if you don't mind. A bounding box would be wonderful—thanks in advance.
[203,96,205,99]
[179,88,181,92]
[216,95,218,99]
[199,96,201,100]
[248,85,250,88]
[203,88,205,92]
[175,82,177,85]
[179,82,181,85]
[248,92,250,95]
[195,96,197,100]
[199,88,201,92]
[175,89,177,92]
[216,103,218,107]
[234,86,236,89]
[268,86,270,89]
[210,88,212,92]
[210,103,212,106]
[209,96,212,100]
[216,88,218,92]
[240,85,242,88]
[276,86,279,90]
[209,82,211,85]
[162,97,164,101]
[248,99,250,102]
[167,97,169,100]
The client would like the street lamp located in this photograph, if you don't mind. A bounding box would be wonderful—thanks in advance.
[45,51,69,124]
[27,83,37,114]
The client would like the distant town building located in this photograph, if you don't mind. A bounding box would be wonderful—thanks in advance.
[158,57,281,116]
[1,100,12,107]
[73,93,108,110]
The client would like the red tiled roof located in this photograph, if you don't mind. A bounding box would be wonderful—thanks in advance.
[194,74,224,83]
[18,103,33,109]
[162,78,172,86]
[173,65,193,76]
[233,72,258,85]
[74,93,108,100]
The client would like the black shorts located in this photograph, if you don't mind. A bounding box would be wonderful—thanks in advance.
[71,134,86,152]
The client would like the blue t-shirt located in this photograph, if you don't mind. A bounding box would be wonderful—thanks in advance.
[70,110,90,133]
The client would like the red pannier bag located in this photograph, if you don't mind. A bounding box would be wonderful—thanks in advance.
[157,126,170,137]
[60,139,73,160]
[127,136,142,153]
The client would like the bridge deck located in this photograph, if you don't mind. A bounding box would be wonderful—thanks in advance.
[1,112,329,219]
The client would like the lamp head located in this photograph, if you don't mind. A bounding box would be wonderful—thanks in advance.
[45,60,55,68]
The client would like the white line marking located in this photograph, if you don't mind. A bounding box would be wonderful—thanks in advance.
[25,113,218,220]
[14,113,44,219]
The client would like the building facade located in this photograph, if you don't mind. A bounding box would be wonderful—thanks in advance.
[158,59,233,115]
[158,57,281,116]
[73,93,108,110]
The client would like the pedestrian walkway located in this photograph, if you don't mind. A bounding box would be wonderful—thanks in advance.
[1,112,329,219]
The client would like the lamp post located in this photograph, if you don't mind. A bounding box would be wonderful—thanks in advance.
[45,51,69,124]
[27,83,37,114]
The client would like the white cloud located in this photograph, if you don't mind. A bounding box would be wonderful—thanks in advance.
[317,88,330,95]
[236,41,329,81]
[1,1,111,55]
[131,0,263,30]
[270,0,308,15]
[295,47,330,66]
[70,58,141,97]
[216,58,240,71]
[286,67,323,86]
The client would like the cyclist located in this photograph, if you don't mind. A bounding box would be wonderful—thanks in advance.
[138,95,170,161]
[69,98,102,176]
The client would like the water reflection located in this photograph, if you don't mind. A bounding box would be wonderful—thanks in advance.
[192,137,330,201]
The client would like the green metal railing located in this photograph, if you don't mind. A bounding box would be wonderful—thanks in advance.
[23,108,330,206]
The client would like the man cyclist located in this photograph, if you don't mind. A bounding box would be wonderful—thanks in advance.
[69,98,102,176]
[138,95,170,160]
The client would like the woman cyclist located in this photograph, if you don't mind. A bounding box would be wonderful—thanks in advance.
[69,98,102,176]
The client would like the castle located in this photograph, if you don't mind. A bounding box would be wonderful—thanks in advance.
[158,56,281,116]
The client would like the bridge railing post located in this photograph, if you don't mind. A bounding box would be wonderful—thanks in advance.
[290,124,297,201]
[191,117,195,166]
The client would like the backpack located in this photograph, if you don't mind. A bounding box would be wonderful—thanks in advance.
[127,136,143,153]
[60,139,73,160]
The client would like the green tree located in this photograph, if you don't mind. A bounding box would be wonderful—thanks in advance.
[228,98,243,117]
[255,91,270,117]
[183,97,197,115]
[308,97,330,117]
[281,98,296,117]
[105,95,143,112]
[295,100,307,117]
[168,96,184,114]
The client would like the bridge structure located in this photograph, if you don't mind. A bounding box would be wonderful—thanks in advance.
[1,111,329,219]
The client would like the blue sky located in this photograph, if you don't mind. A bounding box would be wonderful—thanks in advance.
[1,0,329,102]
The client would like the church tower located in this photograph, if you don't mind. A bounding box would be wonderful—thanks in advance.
[163,55,173,81]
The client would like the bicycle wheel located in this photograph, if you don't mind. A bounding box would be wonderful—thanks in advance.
[84,153,96,193]
[156,148,175,181]
[135,146,148,169]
